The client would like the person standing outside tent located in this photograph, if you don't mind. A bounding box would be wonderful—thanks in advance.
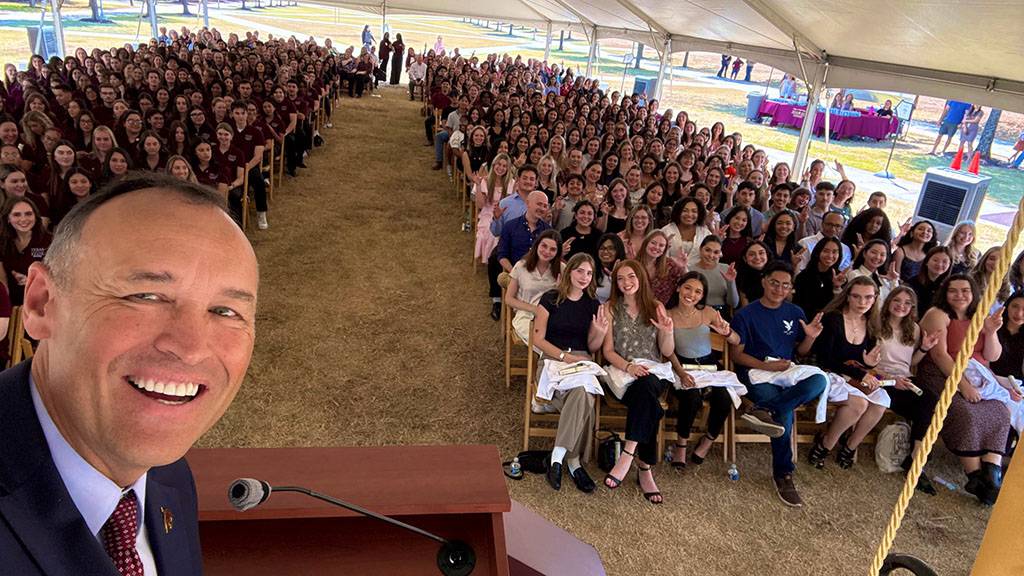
[390,34,406,85]
[717,55,732,78]
[731,57,743,79]
[744,61,754,82]
[929,100,971,156]
[378,33,392,84]
[361,25,375,53]
[960,105,985,157]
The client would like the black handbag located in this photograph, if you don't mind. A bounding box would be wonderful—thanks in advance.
[596,429,624,473]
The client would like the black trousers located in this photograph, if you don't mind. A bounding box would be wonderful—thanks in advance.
[487,249,502,299]
[425,115,436,142]
[673,386,732,440]
[622,374,670,465]
[888,386,940,443]
[284,133,303,171]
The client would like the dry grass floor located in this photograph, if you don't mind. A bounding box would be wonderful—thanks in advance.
[198,89,992,576]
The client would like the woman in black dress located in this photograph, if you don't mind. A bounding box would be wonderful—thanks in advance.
[390,34,405,85]
[378,33,391,81]
[793,237,843,319]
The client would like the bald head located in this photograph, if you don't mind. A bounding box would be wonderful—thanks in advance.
[526,190,549,223]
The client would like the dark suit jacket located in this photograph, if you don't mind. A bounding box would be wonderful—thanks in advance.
[0,361,204,575]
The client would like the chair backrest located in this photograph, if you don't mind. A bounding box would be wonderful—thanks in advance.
[709,332,730,369]
[7,306,25,367]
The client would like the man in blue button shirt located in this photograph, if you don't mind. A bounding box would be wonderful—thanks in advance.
[930,100,972,156]
[487,165,539,319]
[497,190,551,274]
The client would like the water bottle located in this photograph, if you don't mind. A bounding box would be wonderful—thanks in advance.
[509,457,521,477]
[727,463,740,481]
[663,446,673,464]
[932,476,957,491]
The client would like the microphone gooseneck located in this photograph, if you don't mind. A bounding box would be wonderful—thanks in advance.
[226,478,477,576]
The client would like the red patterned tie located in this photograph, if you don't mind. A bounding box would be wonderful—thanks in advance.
[100,490,145,576]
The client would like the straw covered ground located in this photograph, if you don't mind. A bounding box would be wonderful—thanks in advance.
[198,88,992,576]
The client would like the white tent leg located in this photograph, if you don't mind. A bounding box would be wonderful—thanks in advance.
[148,0,158,39]
[202,0,209,28]
[654,36,670,101]
[792,62,827,178]
[585,26,597,77]
[49,0,65,57]
[543,21,552,62]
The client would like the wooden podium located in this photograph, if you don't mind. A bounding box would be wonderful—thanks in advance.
[188,445,512,575]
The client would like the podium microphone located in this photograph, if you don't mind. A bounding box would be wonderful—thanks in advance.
[228,478,476,576]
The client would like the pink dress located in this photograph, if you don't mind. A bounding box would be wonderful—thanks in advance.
[474,179,511,263]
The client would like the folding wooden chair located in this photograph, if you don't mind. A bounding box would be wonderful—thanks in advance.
[659,332,735,463]
[262,140,274,204]
[7,306,33,367]
[498,272,535,390]
[275,138,286,188]
[433,108,443,137]
[240,169,251,231]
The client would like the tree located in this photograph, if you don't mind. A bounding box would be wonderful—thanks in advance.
[633,43,644,69]
[181,0,192,15]
[86,0,108,21]
[976,108,1002,160]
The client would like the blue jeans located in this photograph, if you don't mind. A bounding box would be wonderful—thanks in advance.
[1012,152,1023,169]
[745,375,828,478]
[434,130,450,163]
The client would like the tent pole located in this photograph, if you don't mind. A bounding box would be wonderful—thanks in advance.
[49,0,65,58]
[381,0,386,36]
[654,35,670,101]
[148,0,158,39]
[584,25,597,77]
[543,21,552,61]
[202,0,209,28]
[792,62,827,178]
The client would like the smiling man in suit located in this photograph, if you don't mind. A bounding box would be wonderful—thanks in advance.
[0,173,259,575]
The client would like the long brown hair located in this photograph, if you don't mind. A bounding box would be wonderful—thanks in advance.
[523,229,563,276]
[555,253,597,304]
[821,275,880,337]
[874,286,919,347]
[607,259,659,323]
[970,246,1011,304]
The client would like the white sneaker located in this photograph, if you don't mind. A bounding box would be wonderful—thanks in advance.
[257,212,269,230]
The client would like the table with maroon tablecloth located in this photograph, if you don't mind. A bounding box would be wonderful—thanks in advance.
[756,100,898,140]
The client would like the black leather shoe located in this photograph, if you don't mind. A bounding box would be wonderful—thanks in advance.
[569,466,596,493]
[490,302,501,321]
[546,461,562,491]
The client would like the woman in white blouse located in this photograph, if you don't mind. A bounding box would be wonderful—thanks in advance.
[660,196,710,267]
[506,230,563,342]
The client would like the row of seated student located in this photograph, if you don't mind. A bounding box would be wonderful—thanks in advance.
[0,28,343,366]
[0,27,341,238]
[417,50,1023,508]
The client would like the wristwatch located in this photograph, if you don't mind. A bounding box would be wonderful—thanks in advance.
[559,351,566,361]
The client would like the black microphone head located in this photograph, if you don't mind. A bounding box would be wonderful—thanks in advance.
[228,478,272,512]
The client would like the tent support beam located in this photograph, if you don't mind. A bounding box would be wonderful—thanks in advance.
[585,25,597,77]
[543,21,552,61]
[148,0,158,39]
[610,0,667,36]
[793,62,827,177]
[738,0,822,56]
[202,0,209,28]
[544,0,595,31]
[654,35,670,101]
[48,0,65,57]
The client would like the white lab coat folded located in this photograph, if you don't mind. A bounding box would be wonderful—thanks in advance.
[964,359,1024,434]
[605,359,675,400]
[535,360,607,402]
[748,362,830,423]
[673,369,747,408]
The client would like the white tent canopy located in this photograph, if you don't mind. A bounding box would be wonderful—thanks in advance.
[320,0,1024,112]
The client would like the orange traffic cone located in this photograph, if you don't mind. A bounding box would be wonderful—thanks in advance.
[967,151,981,175]
[950,143,965,170]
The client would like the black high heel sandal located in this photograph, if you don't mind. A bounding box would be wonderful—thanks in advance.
[636,463,662,504]
[670,443,687,469]
[690,434,715,465]
[604,448,634,489]
[808,432,830,469]
[836,443,857,469]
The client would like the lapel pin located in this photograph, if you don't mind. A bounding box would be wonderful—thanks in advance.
[161,507,174,534]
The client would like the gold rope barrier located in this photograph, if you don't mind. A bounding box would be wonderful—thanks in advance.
[868,191,1024,575]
